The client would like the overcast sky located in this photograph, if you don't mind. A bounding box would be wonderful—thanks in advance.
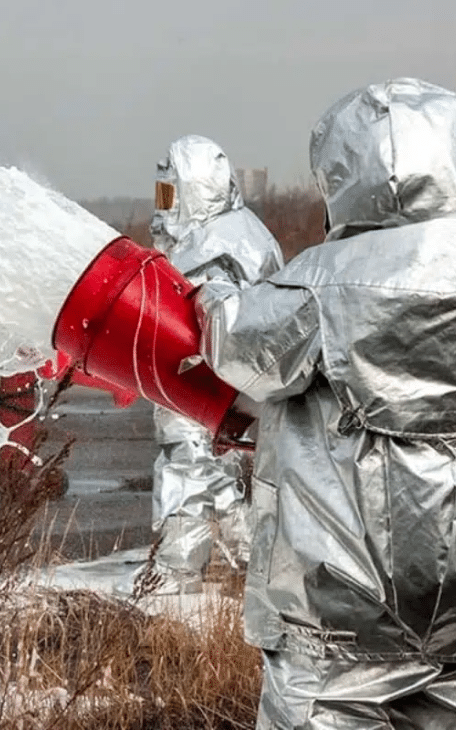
[0,0,455,199]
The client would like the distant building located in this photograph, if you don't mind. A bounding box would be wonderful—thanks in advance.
[235,168,268,206]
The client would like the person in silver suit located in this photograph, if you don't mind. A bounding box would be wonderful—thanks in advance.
[149,134,283,594]
[195,79,456,728]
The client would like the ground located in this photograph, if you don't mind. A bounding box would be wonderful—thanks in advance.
[34,383,159,560]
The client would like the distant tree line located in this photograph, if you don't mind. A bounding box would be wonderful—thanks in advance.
[81,186,326,262]
[122,186,326,261]
[261,185,325,261]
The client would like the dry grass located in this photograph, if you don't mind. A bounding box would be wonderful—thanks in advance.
[0,579,261,729]
[0,442,261,730]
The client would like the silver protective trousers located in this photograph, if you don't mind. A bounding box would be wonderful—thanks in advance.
[257,650,456,730]
[152,427,251,580]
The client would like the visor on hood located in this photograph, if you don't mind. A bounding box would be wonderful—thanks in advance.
[310,78,456,237]
[155,181,175,210]
[150,156,180,241]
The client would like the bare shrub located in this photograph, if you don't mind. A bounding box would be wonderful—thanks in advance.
[0,440,73,578]
[0,368,78,577]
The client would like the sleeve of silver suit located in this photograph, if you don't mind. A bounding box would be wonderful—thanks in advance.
[195,275,321,403]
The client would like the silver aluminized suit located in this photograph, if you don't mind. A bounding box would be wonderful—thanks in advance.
[195,79,456,728]
[150,135,283,593]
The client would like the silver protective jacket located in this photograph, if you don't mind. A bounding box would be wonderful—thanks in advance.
[151,134,284,445]
[195,79,456,670]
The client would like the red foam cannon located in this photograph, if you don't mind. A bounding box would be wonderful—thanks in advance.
[52,236,254,453]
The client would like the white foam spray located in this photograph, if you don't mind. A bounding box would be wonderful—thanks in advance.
[0,166,119,460]
[0,166,119,376]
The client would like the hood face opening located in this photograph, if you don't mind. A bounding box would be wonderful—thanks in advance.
[310,78,456,239]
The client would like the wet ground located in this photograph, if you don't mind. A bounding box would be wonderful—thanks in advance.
[36,384,161,561]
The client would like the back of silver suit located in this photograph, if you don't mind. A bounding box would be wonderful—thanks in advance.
[310,77,456,239]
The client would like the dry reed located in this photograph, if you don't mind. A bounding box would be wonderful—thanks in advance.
[0,578,261,729]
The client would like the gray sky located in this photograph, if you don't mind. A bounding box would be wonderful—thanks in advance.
[0,0,455,199]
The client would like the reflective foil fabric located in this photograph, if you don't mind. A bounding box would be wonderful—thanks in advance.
[310,77,456,237]
[150,135,283,586]
[257,653,456,729]
[195,80,456,726]
[150,135,283,285]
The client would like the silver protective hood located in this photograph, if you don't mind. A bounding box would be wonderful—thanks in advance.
[151,134,243,244]
[150,135,283,284]
[310,77,456,237]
